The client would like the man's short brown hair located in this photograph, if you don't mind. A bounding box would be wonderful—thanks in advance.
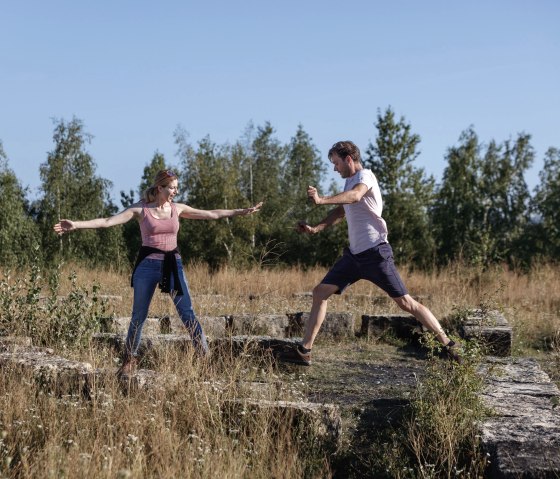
[328,141,361,163]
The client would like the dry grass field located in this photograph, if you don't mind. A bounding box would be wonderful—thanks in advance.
[1,261,559,478]
[64,260,560,358]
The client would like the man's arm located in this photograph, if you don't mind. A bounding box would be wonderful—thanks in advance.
[296,206,345,234]
[307,183,368,205]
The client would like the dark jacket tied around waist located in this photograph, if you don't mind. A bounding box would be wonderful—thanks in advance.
[131,246,184,296]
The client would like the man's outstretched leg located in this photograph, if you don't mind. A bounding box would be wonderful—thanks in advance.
[393,294,462,362]
[279,283,339,366]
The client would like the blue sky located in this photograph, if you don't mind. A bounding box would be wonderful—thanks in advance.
[1,1,558,203]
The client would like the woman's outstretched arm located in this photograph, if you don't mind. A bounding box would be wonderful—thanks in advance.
[177,201,263,220]
[53,204,141,235]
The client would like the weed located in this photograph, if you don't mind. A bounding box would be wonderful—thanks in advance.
[0,262,108,350]
[355,340,487,478]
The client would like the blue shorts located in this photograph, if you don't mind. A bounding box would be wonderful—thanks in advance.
[321,243,408,298]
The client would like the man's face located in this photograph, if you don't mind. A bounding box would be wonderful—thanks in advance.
[330,153,352,178]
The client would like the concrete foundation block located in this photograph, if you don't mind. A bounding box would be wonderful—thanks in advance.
[287,312,355,338]
[226,314,290,337]
[224,398,341,451]
[101,316,228,339]
[0,336,33,352]
[480,357,560,477]
[0,348,93,397]
[360,314,426,341]
[461,309,512,356]
[91,332,194,356]
[211,335,301,361]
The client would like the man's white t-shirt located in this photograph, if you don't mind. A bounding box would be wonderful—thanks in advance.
[343,168,388,254]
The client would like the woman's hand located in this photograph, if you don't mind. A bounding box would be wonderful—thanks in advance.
[237,201,263,216]
[53,219,76,236]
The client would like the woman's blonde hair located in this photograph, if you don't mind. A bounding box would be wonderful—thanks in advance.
[143,170,178,203]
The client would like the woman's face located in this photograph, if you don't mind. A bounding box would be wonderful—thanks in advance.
[159,179,179,202]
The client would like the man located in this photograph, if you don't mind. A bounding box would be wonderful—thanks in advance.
[279,141,461,366]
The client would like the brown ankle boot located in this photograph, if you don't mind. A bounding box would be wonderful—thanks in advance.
[442,340,463,364]
[117,355,138,376]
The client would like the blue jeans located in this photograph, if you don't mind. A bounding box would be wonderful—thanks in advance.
[125,258,209,356]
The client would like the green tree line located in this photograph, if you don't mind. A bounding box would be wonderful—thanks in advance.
[1,111,558,271]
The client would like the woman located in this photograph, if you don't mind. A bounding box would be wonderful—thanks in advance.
[54,169,262,375]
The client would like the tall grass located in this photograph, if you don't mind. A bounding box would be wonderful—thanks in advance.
[49,260,560,355]
[0,349,330,478]
[1,260,559,477]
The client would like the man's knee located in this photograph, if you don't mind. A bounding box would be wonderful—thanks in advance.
[393,294,417,312]
[312,283,338,301]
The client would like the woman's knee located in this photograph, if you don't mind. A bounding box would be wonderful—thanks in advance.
[173,293,194,314]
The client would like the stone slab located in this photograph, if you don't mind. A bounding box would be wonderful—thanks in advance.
[360,314,426,341]
[464,309,509,327]
[88,367,297,401]
[102,317,161,335]
[360,309,512,356]
[183,316,229,338]
[211,335,302,362]
[93,333,304,364]
[224,398,341,450]
[0,348,93,397]
[479,357,553,384]
[486,440,560,479]
[91,332,193,355]
[101,316,228,338]
[0,336,33,352]
[204,379,308,403]
[286,312,355,338]
[98,367,181,394]
[480,357,560,477]
[461,309,512,357]
[222,312,354,339]
[226,314,290,337]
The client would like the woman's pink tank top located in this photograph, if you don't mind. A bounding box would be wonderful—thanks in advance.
[140,202,180,252]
